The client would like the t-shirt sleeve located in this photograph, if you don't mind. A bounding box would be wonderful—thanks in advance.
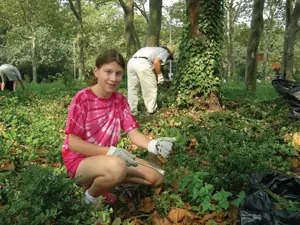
[14,68,22,80]
[157,50,169,65]
[120,95,139,133]
[64,93,87,138]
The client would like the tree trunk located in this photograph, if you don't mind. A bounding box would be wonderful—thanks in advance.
[175,0,224,110]
[68,0,85,80]
[119,0,139,58]
[245,0,264,94]
[262,0,275,81]
[146,0,162,46]
[226,0,236,81]
[77,23,85,80]
[73,39,77,79]
[281,0,300,80]
[31,31,37,83]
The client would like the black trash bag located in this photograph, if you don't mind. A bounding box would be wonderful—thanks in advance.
[272,79,300,120]
[238,172,300,225]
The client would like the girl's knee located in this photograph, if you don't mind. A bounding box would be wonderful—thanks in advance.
[107,157,127,182]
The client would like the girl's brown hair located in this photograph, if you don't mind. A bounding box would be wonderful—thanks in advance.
[89,49,126,85]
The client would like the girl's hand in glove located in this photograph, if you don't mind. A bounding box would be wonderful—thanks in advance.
[147,137,176,159]
[107,146,138,167]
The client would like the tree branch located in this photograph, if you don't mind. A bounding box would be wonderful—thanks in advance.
[68,0,81,22]
[118,0,128,13]
[134,2,148,22]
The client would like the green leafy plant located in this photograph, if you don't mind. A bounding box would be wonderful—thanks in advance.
[0,165,112,225]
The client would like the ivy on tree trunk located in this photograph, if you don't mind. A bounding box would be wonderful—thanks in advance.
[174,0,224,110]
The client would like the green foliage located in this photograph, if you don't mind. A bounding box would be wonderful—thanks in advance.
[0,80,297,221]
[155,191,184,215]
[268,189,300,211]
[174,0,225,106]
[0,165,112,225]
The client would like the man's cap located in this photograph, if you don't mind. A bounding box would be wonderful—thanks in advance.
[166,45,175,55]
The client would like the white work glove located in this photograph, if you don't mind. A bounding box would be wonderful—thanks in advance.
[107,146,138,167]
[157,73,164,84]
[147,137,176,159]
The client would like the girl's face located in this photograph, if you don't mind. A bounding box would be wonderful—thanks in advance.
[93,61,124,98]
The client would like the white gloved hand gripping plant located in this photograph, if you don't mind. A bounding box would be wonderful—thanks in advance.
[157,73,164,84]
[147,137,176,159]
[107,146,138,167]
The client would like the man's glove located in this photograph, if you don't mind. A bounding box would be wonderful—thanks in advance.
[157,73,164,84]
[107,146,138,167]
[147,137,176,159]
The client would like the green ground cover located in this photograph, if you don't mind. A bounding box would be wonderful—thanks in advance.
[0,80,299,224]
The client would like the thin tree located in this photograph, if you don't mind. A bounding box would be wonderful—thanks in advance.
[225,0,243,81]
[68,0,85,80]
[245,0,264,94]
[119,0,141,58]
[281,0,300,80]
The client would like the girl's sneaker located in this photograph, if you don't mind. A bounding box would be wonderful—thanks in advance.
[85,190,117,205]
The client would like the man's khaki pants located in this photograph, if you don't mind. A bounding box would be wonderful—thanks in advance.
[127,58,157,114]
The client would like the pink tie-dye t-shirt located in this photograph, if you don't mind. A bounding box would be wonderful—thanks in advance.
[62,87,139,177]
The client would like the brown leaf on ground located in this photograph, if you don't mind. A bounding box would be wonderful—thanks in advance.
[139,197,156,213]
[184,203,191,211]
[200,160,210,165]
[0,161,15,171]
[168,208,194,223]
[128,201,136,211]
[202,213,213,221]
[291,158,299,169]
[127,218,146,225]
[0,123,5,131]
[152,211,172,225]
[292,133,300,147]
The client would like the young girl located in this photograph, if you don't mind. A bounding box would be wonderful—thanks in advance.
[62,49,175,204]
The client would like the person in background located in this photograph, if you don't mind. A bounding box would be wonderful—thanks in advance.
[61,49,175,205]
[127,46,174,115]
[0,64,25,92]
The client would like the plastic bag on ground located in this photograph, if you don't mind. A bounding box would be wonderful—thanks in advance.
[272,79,300,120]
[238,172,300,225]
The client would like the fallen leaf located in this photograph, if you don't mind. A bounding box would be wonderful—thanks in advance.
[128,201,136,211]
[168,208,193,223]
[152,211,172,225]
[291,158,299,168]
[202,213,213,221]
[139,197,155,213]
[0,161,15,171]
[292,133,300,147]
